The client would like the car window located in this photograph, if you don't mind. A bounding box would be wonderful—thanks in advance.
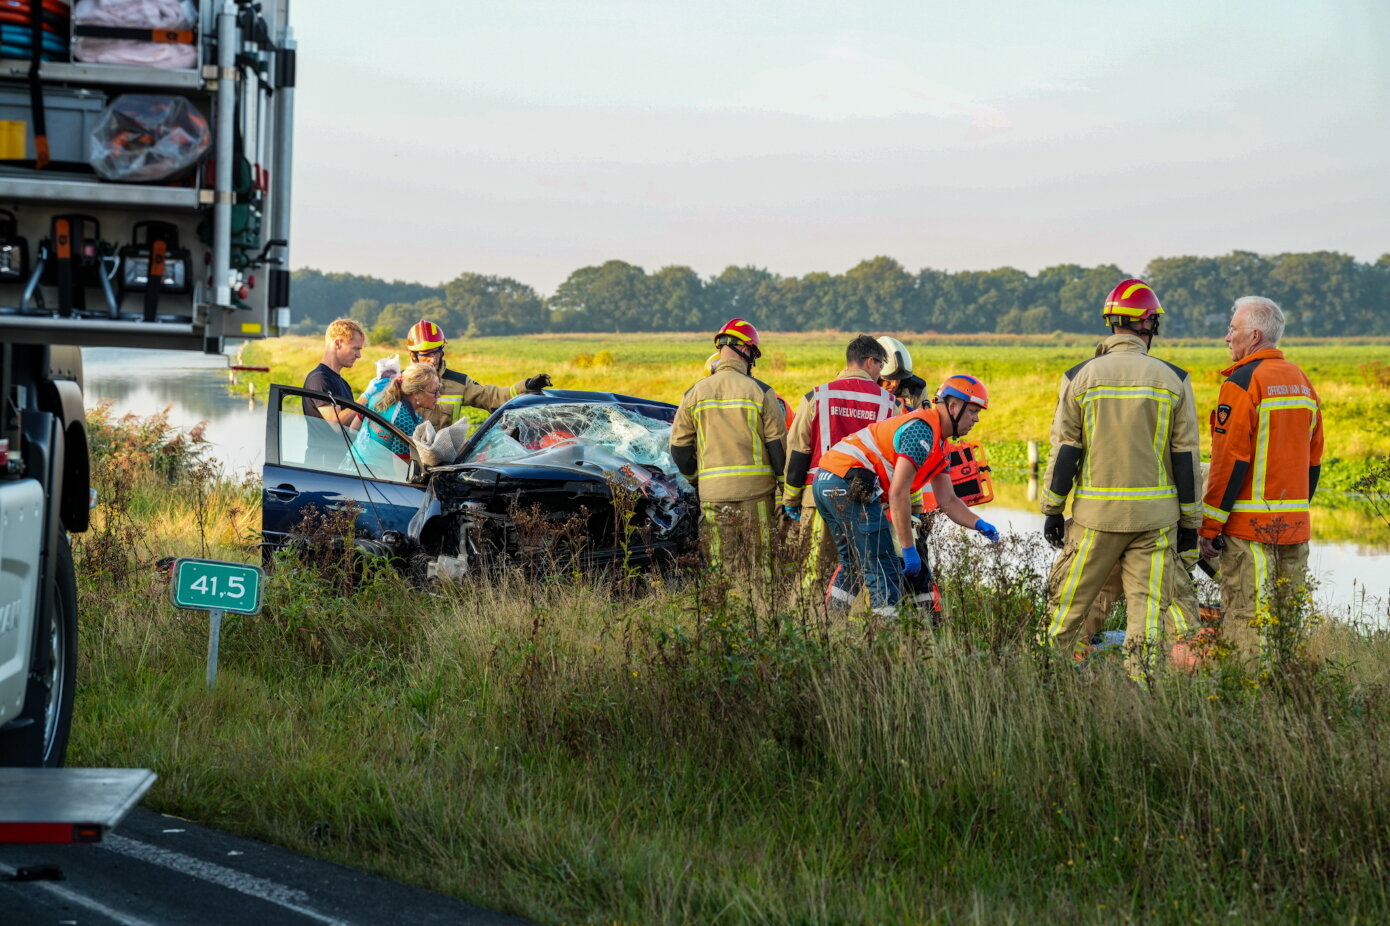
[462,402,679,476]
[276,393,411,483]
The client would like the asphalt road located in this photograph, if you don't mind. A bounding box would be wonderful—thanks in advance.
[0,807,530,925]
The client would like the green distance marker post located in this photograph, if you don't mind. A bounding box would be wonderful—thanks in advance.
[169,558,264,688]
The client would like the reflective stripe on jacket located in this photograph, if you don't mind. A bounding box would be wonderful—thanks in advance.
[1041,332,1201,532]
[817,407,946,499]
[783,369,897,505]
[670,358,787,503]
[426,367,526,430]
[1201,348,1323,544]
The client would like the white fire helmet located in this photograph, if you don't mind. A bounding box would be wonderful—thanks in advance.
[876,336,913,380]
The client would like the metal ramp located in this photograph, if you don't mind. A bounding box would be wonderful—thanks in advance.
[0,768,156,844]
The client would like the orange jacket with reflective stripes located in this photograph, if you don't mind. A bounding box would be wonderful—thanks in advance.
[1201,348,1323,545]
[817,407,947,498]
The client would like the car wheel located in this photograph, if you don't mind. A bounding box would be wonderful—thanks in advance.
[0,533,77,768]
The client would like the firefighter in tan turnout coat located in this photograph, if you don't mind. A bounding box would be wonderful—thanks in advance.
[405,320,551,430]
[1041,279,1202,675]
[669,318,788,575]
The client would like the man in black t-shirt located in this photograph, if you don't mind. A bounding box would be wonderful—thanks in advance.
[303,318,365,427]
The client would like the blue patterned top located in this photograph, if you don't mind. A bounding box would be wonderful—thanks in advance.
[355,388,426,458]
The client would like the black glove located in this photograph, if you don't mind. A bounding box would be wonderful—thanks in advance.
[1177,527,1198,554]
[524,373,552,393]
[898,374,927,400]
[1043,514,1065,550]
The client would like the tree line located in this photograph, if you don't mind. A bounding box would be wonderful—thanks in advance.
[291,250,1390,340]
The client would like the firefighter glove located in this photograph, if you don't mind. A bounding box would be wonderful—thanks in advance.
[782,504,801,522]
[975,519,1000,543]
[901,544,922,578]
[1043,514,1065,549]
[524,373,552,393]
[1177,527,1199,568]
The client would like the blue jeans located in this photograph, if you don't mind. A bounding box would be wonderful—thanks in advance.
[813,470,900,614]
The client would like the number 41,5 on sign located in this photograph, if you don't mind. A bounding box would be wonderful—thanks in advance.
[170,558,263,615]
[169,558,264,687]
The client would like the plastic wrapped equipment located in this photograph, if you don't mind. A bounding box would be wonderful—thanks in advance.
[72,0,199,69]
[413,417,474,469]
[88,94,210,182]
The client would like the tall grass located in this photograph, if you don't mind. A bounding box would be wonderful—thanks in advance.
[68,411,1390,923]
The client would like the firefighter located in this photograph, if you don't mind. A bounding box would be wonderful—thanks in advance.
[670,318,788,576]
[705,351,794,429]
[782,335,898,594]
[404,320,551,430]
[1082,460,1213,652]
[876,336,927,411]
[1041,279,1201,677]
[1197,296,1324,659]
[813,375,1000,618]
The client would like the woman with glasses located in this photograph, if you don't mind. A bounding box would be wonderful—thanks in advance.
[355,361,442,460]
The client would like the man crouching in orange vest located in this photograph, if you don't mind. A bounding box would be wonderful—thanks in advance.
[812,375,1001,619]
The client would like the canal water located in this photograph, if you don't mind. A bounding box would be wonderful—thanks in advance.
[82,347,1390,624]
[84,346,267,477]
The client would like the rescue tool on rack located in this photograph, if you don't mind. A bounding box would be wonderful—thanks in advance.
[22,212,119,316]
[0,208,28,283]
[119,219,190,321]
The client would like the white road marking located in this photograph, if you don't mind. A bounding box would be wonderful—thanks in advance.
[101,834,352,925]
[0,861,160,926]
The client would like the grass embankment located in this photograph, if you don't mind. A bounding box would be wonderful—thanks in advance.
[71,409,1390,923]
[238,332,1390,515]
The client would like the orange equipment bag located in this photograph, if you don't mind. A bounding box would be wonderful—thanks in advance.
[919,440,994,512]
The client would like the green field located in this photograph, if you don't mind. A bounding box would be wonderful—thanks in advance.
[241,331,1390,455]
[70,408,1390,924]
[239,332,1390,508]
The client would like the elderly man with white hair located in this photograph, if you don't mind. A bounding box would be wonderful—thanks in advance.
[1198,296,1324,659]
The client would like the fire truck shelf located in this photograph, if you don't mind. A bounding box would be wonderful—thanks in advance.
[0,176,202,210]
[0,768,156,845]
[0,314,208,350]
[0,60,205,90]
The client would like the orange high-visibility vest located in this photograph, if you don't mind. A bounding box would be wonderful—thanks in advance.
[817,407,947,498]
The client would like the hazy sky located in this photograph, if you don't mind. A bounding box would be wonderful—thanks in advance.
[291,1,1389,294]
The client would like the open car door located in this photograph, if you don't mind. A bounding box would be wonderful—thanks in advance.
[262,385,429,553]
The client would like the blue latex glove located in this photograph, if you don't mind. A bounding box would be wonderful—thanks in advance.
[783,504,801,521]
[901,544,922,577]
[975,518,1000,543]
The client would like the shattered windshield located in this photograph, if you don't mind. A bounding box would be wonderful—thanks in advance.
[463,403,684,478]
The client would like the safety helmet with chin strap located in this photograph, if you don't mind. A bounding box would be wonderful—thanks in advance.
[406,320,447,353]
[935,374,989,436]
[1102,279,1163,336]
[876,336,913,381]
[714,318,762,367]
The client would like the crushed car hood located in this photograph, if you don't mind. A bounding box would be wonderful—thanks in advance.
[407,397,697,546]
